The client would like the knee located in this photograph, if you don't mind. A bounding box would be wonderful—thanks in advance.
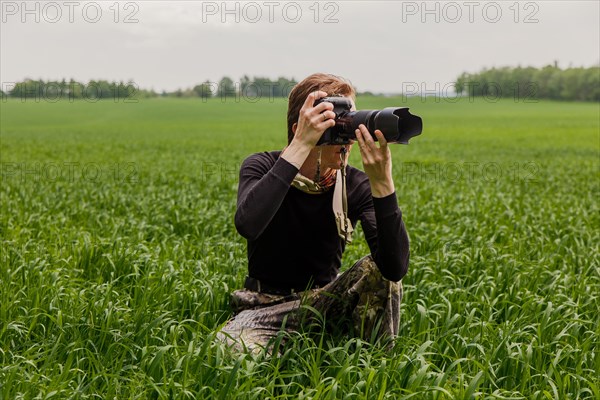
[352,254,382,278]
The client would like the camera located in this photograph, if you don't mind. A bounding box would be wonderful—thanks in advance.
[314,97,423,145]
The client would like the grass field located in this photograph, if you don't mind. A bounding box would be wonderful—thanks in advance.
[1,96,599,399]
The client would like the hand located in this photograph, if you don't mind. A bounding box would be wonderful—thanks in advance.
[291,91,336,149]
[355,124,395,198]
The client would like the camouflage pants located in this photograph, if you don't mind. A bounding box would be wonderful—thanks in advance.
[218,255,403,352]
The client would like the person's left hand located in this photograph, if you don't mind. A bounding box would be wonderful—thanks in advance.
[355,124,395,198]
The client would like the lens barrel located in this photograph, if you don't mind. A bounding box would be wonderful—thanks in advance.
[314,97,423,145]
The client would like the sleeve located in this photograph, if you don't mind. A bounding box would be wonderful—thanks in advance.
[358,191,410,282]
[234,153,299,240]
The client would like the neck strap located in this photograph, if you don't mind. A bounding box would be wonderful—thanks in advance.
[333,148,353,244]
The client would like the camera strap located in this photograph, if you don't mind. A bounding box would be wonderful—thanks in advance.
[333,148,353,244]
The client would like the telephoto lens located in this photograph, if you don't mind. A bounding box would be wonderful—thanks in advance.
[314,97,423,145]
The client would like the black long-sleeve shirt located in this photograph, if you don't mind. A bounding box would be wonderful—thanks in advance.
[235,151,409,289]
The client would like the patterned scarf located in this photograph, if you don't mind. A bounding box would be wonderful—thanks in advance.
[291,169,336,193]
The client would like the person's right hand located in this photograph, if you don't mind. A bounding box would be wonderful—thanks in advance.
[291,91,336,149]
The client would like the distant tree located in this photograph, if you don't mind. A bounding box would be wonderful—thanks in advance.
[10,79,43,99]
[251,77,271,98]
[42,80,63,101]
[240,75,252,97]
[84,80,116,99]
[68,79,84,99]
[585,66,600,101]
[60,78,67,94]
[533,65,559,99]
[193,81,214,98]
[276,76,297,97]
[454,72,468,95]
[217,76,236,98]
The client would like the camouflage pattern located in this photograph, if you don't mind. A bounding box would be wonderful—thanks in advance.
[230,288,300,314]
[218,255,403,352]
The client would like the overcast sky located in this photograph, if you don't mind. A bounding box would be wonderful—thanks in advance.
[1,0,598,93]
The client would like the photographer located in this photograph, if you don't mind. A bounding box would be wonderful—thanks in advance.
[219,73,410,351]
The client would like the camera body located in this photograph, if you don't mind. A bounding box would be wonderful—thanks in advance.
[314,96,423,145]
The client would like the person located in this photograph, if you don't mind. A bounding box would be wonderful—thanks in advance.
[218,73,410,351]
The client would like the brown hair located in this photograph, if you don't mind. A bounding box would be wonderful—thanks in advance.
[286,73,356,144]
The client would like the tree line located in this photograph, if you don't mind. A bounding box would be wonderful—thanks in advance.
[179,76,298,99]
[455,64,599,102]
[4,67,598,102]
[3,79,155,100]
[1,76,298,101]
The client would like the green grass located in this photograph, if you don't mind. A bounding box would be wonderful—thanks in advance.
[1,96,599,399]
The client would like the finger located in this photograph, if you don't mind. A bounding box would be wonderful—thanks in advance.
[318,118,336,129]
[355,128,366,149]
[355,129,373,161]
[374,130,388,148]
[312,111,335,126]
[302,90,328,110]
[313,101,334,114]
[321,110,335,121]
[358,124,374,143]
[359,124,378,152]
